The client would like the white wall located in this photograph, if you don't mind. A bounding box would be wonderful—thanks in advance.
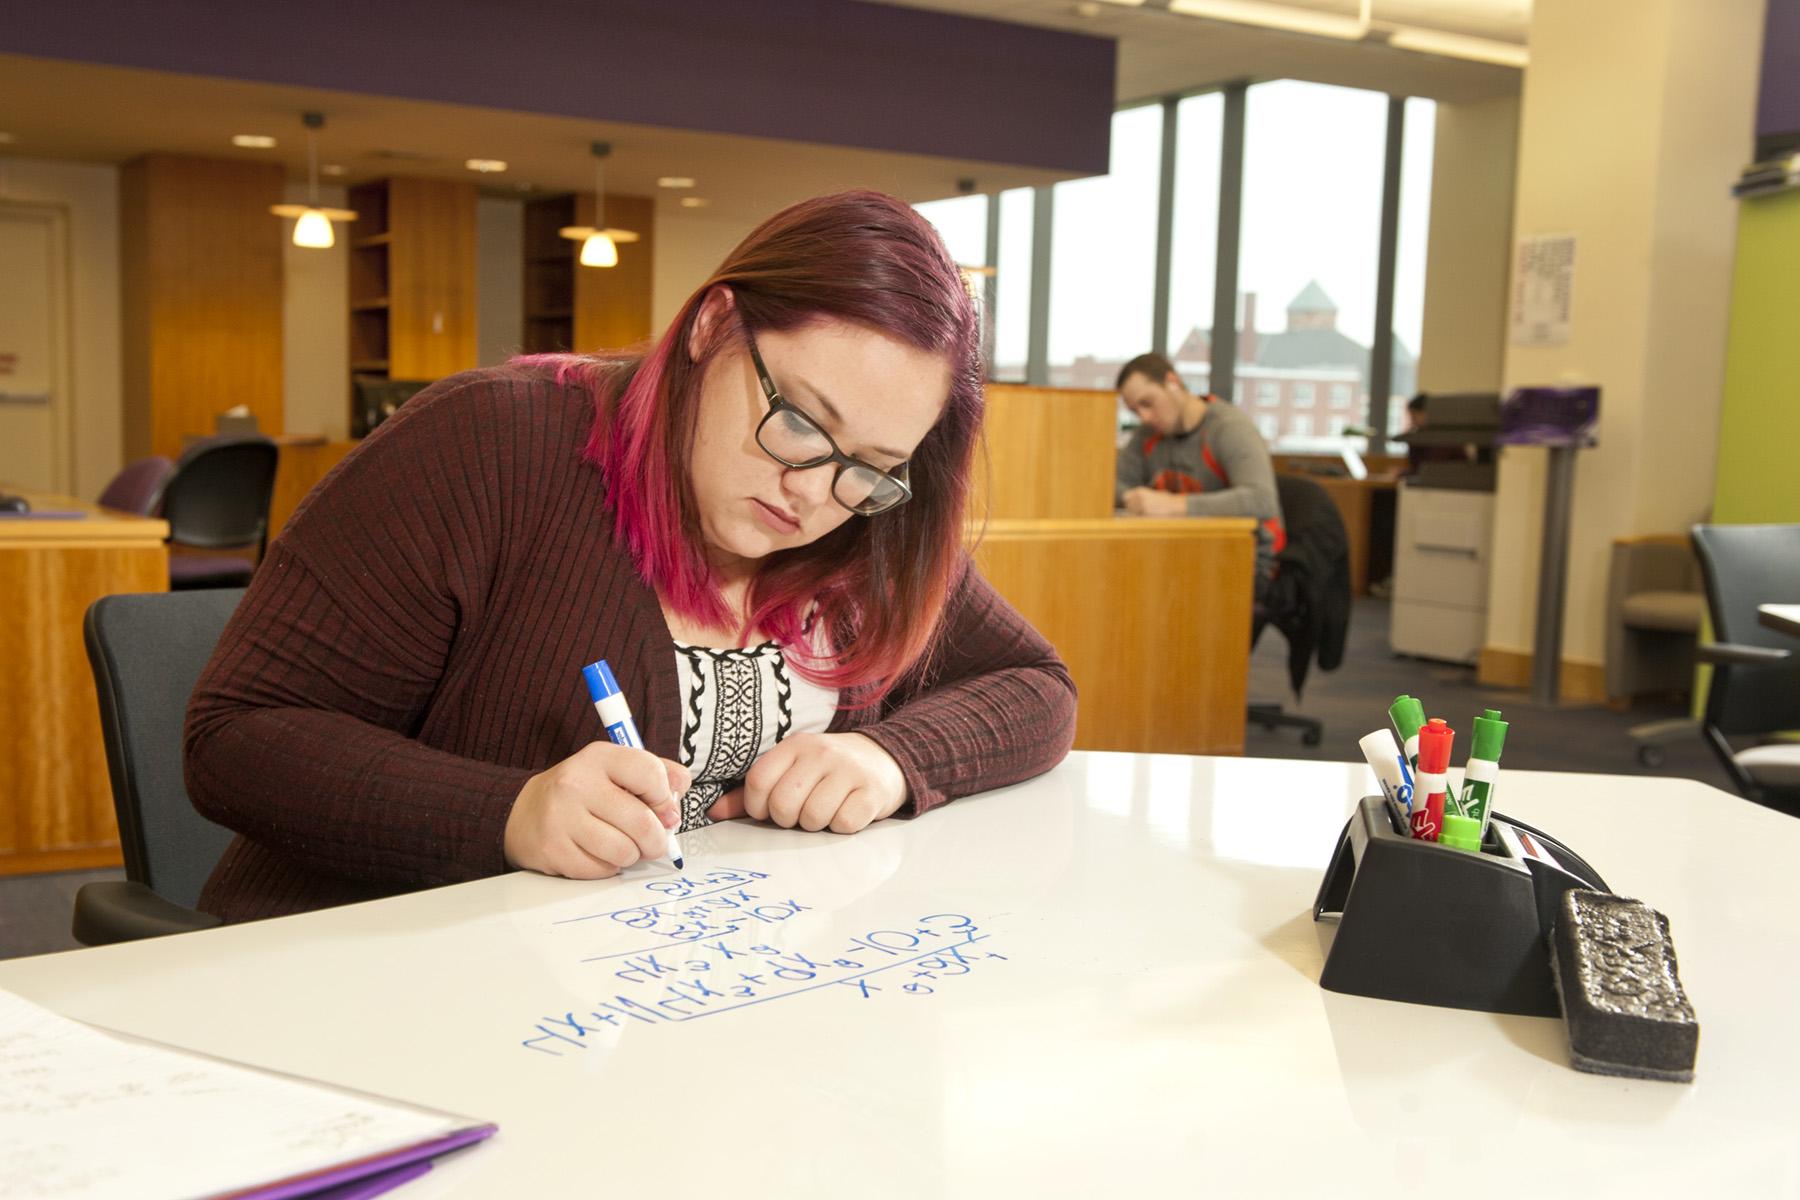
[651,208,760,336]
[1482,0,1762,680]
[281,182,349,440]
[1415,94,1519,394]
[477,197,523,366]
[0,157,120,498]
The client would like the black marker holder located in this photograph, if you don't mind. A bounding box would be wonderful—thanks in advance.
[1312,795,1611,1017]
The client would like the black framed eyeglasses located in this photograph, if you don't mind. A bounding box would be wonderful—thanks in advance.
[744,329,914,516]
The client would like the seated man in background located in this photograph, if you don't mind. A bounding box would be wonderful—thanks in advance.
[1114,353,1285,597]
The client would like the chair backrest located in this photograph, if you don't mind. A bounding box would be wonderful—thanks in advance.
[1690,524,1800,735]
[97,455,174,515]
[159,437,279,553]
[85,589,244,909]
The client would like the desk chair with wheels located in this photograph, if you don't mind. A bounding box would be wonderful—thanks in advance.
[72,589,244,945]
[1689,524,1800,816]
[161,436,279,590]
[1248,474,1351,746]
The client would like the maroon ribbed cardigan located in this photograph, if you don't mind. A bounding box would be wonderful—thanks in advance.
[184,367,1077,922]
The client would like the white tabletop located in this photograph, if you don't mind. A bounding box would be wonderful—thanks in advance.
[2,753,1795,1197]
[1760,603,1800,639]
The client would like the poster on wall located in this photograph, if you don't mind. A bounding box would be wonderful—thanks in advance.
[1509,233,1577,347]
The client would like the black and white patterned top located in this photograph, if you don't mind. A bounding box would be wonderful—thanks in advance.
[673,641,838,832]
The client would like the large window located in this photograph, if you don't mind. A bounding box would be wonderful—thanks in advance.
[1392,96,1437,433]
[1239,81,1387,446]
[920,79,1437,427]
[991,187,1034,382]
[1047,104,1163,389]
[1165,92,1224,374]
[913,193,987,269]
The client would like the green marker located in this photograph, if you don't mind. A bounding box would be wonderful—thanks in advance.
[1388,695,1426,772]
[1440,813,1482,854]
[1463,709,1509,839]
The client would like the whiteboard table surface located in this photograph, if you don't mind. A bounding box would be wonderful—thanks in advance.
[1,752,1794,1197]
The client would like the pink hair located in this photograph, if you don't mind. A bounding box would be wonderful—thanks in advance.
[515,190,983,704]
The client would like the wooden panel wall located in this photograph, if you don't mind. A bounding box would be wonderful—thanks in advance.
[120,154,286,459]
[974,518,1256,755]
[388,176,478,379]
[574,192,657,353]
[974,383,1117,520]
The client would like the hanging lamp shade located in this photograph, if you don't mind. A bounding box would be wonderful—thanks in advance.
[559,140,638,268]
[290,209,337,248]
[269,112,357,249]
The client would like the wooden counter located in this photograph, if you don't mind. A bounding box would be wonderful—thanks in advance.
[0,490,169,875]
[973,517,1255,755]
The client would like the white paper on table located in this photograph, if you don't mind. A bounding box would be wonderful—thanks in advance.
[0,986,486,1200]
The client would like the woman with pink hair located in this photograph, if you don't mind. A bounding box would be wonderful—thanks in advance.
[185,189,1076,921]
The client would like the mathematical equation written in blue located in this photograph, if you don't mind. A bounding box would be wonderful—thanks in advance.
[521,867,1005,1057]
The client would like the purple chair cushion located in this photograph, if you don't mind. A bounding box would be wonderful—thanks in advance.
[98,456,175,515]
[168,555,255,589]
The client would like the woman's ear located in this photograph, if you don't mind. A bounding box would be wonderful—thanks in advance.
[687,285,737,362]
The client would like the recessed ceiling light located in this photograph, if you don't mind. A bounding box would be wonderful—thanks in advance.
[465,158,507,173]
[321,163,345,176]
[657,176,697,189]
[232,134,277,149]
[679,197,709,208]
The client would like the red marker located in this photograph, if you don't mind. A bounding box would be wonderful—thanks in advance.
[1409,718,1455,842]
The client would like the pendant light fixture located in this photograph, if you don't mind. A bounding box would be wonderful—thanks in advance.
[269,112,357,249]
[559,141,639,269]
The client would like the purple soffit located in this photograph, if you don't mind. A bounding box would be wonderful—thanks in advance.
[1757,0,1800,147]
[3,0,1115,175]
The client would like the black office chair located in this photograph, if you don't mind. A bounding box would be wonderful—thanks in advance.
[160,436,279,590]
[1248,474,1351,746]
[72,589,244,945]
[1689,524,1800,815]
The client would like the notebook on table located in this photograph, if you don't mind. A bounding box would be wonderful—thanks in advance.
[0,987,496,1200]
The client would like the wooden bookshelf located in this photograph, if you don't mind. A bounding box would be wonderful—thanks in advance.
[347,176,476,433]
[521,192,656,355]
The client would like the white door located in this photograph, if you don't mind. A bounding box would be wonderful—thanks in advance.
[0,203,73,493]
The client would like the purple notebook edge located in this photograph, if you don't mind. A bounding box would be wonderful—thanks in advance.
[231,1123,497,1200]
[297,1158,433,1200]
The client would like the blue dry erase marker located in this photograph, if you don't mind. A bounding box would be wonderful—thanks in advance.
[582,659,684,869]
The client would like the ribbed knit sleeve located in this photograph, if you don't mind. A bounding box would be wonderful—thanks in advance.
[184,374,543,906]
[841,558,1077,815]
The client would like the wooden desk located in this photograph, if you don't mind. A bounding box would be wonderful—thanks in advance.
[974,517,1255,754]
[1,755,1789,1195]
[0,491,168,876]
[1277,470,1399,595]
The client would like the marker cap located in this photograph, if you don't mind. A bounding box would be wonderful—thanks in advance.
[1472,709,1508,761]
[1388,695,1426,740]
[582,659,622,703]
[1416,717,1454,774]
[1440,813,1482,853]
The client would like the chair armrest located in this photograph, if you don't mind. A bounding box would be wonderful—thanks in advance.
[71,880,222,946]
[1696,642,1793,666]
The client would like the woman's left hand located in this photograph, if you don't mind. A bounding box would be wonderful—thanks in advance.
[710,733,909,833]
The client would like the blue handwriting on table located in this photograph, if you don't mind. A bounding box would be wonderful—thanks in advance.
[521,868,1004,1057]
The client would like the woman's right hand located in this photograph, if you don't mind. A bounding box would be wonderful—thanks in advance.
[503,742,691,879]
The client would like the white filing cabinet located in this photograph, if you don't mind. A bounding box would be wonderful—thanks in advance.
[1390,483,1495,664]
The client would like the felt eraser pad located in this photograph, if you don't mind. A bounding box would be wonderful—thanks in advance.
[1549,889,1698,1082]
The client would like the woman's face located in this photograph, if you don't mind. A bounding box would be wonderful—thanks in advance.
[687,311,951,576]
